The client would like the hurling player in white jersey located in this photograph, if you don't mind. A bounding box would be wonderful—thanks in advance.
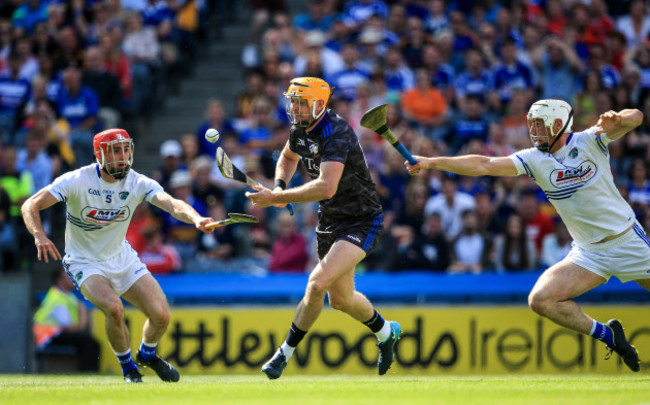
[405,100,646,372]
[22,129,217,383]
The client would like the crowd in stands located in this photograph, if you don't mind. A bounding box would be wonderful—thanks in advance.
[0,0,208,271]
[2,0,650,276]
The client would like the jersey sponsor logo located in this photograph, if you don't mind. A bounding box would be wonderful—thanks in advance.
[81,206,131,225]
[346,234,361,243]
[119,192,129,200]
[88,188,101,196]
[550,160,597,188]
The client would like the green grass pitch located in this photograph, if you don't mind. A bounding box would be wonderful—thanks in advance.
[1,374,649,405]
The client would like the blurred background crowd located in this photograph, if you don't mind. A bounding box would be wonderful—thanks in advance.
[1,0,650,277]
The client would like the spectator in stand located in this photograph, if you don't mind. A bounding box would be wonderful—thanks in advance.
[268,211,309,273]
[195,98,235,157]
[194,198,236,269]
[501,89,531,150]
[137,222,182,275]
[239,97,276,151]
[446,94,491,153]
[454,47,491,112]
[491,37,535,108]
[615,0,650,51]
[485,121,516,158]
[540,220,572,268]
[126,203,158,253]
[545,0,568,37]
[1,145,34,219]
[98,32,133,113]
[493,213,537,272]
[293,30,344,81]
[56,62,100,167]
[16,131,52,193]
[292,0,336,33]
[587,43,620,90]
[401,16,431,69]
[400,67,447,140]
[191,156,224,208]
[11,35,39,82]
[11,0,48,36]
[412,212,450,271]
[0,51,31,146]
[420,43,455,104]
[627,159,650,216]
[33,268,100,372]
[180,133,199,169]
[237,69,266,120]
[395,179,428,231]
[122,11,161,122]
[329,42,371,101]
[382,45,415,95]
[424,174,476,240]
[448,209,490,273]
[424,0,449,34]
[342,0,389,34]
[154,139,184,190]
[473,187,502,237]
[573,70,604,131]
[517,190,556,257]
[531,36,583,102]
[82,46,123,129]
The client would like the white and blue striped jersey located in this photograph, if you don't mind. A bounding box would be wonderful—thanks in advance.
[46,164,164,261]
[509,126,635,247]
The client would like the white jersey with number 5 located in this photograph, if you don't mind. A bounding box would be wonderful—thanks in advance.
[46,164,164,261]
[509,126,635,249]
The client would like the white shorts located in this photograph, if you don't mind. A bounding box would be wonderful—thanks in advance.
[62,243,150,295]
[566,223,650,283]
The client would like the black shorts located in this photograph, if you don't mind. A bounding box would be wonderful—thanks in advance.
[316,212,384,260]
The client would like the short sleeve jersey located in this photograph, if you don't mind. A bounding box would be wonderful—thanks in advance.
[46,164,164,261]
[288,110,382,220]
[509,127,635,246]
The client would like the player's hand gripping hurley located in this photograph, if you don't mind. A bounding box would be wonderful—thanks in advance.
[216,147,295,215]
[205,213,259,230]
[360,104,418,166]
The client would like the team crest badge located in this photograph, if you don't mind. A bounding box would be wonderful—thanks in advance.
[119,192,129,200]
[569,147,578,158]
[75,271,83,281]
[309,143,319,156]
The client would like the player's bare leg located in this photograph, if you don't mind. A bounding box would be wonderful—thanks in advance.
[529,260,639,371]
[293,241,367,330]
[122,274,179,382]
[81,275,142,382]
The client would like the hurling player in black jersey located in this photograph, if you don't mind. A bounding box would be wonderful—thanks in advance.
[246,77,401,379]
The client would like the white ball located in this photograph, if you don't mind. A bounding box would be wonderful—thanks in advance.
[205,128,220,143]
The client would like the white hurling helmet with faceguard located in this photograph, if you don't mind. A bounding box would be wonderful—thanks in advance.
[527,99,573,153]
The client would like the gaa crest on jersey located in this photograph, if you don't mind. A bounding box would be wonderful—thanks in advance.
[550,160,597,188]
[309,142,320,156]
[119,192,129,200]
[569,147,579,158]
[81,206,131,225]
[75,271,82,282]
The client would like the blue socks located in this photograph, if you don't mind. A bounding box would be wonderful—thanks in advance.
[139,341,158,361]
[115,349,138,375]
[590,320,614,348]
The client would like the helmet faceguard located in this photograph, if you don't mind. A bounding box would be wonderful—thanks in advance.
[527,99,573,153]
[284,77,332,128]
[93,128,134,180]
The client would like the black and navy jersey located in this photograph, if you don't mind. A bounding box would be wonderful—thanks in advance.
[288,109,382,220]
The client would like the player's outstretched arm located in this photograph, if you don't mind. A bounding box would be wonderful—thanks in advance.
[247,161,344,207]
[21,188,62,263]
[274,143,301,191]
[151,192,216,233]
[405,155,519,177]
[594,109,643,141]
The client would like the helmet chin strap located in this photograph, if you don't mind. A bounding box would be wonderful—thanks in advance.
[537,109,574,153]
